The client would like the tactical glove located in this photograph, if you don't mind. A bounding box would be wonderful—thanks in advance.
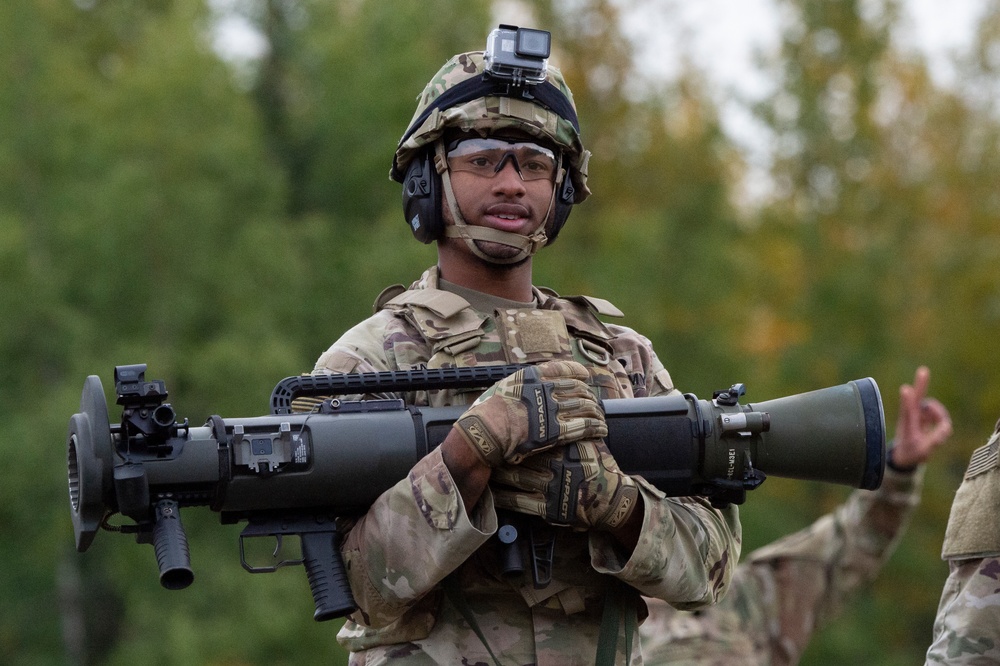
[492,438,639,531]
[453,360,607,467]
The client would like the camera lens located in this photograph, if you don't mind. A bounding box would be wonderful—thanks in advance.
[516,29,550,58]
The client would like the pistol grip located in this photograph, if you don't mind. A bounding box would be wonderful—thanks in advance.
[300,528,357,621]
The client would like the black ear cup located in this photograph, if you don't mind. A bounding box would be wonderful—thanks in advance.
[545,162,576,245]
[401,151,442,243]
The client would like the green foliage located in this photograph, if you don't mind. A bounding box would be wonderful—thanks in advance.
[248,0,494,218]
[3,0,999,664]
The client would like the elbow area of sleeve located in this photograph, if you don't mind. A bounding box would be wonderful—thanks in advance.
[595,485,741,610]
[340,449,496,626]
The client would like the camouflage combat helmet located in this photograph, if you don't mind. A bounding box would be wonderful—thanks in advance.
[392,49,591,262]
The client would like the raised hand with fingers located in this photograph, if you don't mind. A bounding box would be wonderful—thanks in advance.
[890,366,952,470]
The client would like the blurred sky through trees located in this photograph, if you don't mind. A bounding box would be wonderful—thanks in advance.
[209,0,989,208]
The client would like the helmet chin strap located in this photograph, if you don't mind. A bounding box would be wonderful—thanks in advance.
[434,141,560,265]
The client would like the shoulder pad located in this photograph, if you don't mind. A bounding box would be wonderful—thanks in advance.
[373,284,407,313]
[578,295,624,318]
[537,287,625,319]
[385,288,472,319]
[559,294,625,318]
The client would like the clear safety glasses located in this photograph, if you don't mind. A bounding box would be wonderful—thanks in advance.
[446,138,558,182]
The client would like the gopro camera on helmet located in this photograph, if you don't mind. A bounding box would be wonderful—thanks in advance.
[483,24,551,86]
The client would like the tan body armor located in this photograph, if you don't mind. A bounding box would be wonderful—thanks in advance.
[364,276,674,407]
[309,269,701,656]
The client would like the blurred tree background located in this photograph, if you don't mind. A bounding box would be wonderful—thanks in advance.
[2,0,998,663]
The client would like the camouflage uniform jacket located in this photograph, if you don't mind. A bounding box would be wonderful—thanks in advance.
[640,464,924,666]
[925,420,1000,665]
[308,267,741,666]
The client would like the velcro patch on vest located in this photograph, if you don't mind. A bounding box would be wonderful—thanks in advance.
[965,433,1000,480]
[495,309,572,363]
[942,433,1000,560]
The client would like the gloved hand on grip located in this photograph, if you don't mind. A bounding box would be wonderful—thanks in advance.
[453,360,607,467]
[491,438,639,531]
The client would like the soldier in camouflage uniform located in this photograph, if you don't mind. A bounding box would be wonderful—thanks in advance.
[296,32,741,665]
[640,366,952,666]
[925,417,1000,664]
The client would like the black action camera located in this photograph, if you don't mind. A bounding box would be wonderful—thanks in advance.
[483,24,551,85]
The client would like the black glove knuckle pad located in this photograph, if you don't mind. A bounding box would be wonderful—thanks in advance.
[544,446,584,525]
[520,374,560,451]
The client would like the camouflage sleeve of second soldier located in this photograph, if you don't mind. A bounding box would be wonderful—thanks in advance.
[731,465,923,662]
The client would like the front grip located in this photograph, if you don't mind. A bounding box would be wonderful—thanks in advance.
[301,527,357,621]
[152,498,195,590]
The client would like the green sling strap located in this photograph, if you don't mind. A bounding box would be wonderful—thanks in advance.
[596,578,637,666]
[443,575,504,666]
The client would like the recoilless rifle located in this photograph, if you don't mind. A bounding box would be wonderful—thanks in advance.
[66,363,885,621]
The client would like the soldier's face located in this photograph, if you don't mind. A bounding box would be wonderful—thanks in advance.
[444,139,555,262]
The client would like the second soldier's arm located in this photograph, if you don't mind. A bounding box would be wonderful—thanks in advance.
[736,367,950,663]
[640,366,951,666]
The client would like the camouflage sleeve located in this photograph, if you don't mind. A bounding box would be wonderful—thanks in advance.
[638,565,765,665]
[925,557,1000,664]
[341,446,498,628]
[735,465,922,662]
[589,478,743,610]
[314,311,397,375]
[639,468,922,665]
